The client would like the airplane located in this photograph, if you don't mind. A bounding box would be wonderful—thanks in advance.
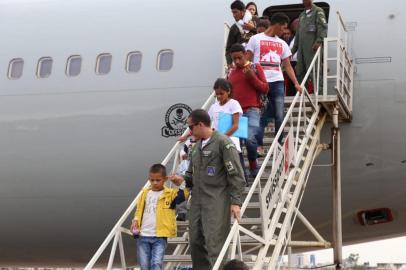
[0,0,405,266]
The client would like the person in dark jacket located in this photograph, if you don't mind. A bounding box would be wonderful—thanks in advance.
[225,0,256,66]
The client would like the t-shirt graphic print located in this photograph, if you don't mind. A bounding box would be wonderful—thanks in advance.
[140,190,163,237]
[260,40,283,72]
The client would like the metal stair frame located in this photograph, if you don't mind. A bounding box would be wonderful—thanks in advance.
[84,10,355,269]
[323,11,354,120]
[213,45,327,269]
[255,111,327,269]
[267,112,327,270]
[212,11,354,270]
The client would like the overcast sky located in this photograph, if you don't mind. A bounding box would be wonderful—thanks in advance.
[304,236,406,266]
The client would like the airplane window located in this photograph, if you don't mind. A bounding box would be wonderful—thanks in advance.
[157,49,174,71]
[126,51,142,73]
[37,57,53,78]
[66,55,82,77]
[8,58,24,79]
[96,53,112,75]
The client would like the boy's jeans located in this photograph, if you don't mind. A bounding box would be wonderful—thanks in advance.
[258,81,285,145]
[242,108,260,171]
[137,236,167,270]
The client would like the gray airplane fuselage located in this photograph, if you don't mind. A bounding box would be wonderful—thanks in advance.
[0,0,405,266]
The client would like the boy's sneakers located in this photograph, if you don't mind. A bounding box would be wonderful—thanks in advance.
[257,146,266,157]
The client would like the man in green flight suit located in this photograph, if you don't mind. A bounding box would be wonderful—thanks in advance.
[180,109,245,270]
[291,0,328,85]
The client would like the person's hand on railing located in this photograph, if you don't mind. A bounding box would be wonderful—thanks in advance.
[168,174,185,186]
[230,204,241,222]
[312,43,321,52]
[295,83,303,94]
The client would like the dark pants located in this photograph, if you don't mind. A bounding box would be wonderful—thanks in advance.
[242,108,261,162]
[258,81,285,145]
[189,199,230,270]
[285,61,298,96]
[296,48,323,91]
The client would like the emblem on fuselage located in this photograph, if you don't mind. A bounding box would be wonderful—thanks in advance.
[161,103,192,137]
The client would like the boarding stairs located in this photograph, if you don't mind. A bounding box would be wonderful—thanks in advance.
[84,11,353,270]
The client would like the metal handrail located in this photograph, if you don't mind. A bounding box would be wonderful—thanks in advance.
[85,11,355,268]
[277,141,326,270]
[84,92,215,270]
[84,22,230,270]
[214,11,354,269]
[213,45,323,270]
[323,11,354,115]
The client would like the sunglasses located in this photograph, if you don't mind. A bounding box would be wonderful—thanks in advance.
[188,123,198,131]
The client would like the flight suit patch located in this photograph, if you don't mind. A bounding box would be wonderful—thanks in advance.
[307,24,316,32]
[207,166,216,176]
[225,143,236,150]
[225,161,235,173]
[202,150,211,157]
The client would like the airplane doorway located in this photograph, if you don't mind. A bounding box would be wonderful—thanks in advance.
[261,2,330,96]
[262,2,330,24]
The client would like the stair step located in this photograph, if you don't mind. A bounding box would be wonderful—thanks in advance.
[246,201,261,208]
[262,126,305,134]
[262,132,305,141]
[243,186,260,193]
[164,255,192,263]
[176,218,262,227]
[261,136,304,146]
[288,107,314,113]
[168,235,262,245]
[164,254,259,263]
[245,157,302,169]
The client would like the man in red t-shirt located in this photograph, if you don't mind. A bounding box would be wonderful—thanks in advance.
[228,44,268,177]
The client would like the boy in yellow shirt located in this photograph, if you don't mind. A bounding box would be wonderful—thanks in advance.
[131,164,189,270]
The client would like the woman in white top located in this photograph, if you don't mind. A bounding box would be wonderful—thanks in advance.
[208,78,243,151]
[208,78,248,182]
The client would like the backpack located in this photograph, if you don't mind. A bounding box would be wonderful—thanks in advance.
[251,63,268,110]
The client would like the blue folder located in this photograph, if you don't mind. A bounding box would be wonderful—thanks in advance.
[217,112,248,139]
